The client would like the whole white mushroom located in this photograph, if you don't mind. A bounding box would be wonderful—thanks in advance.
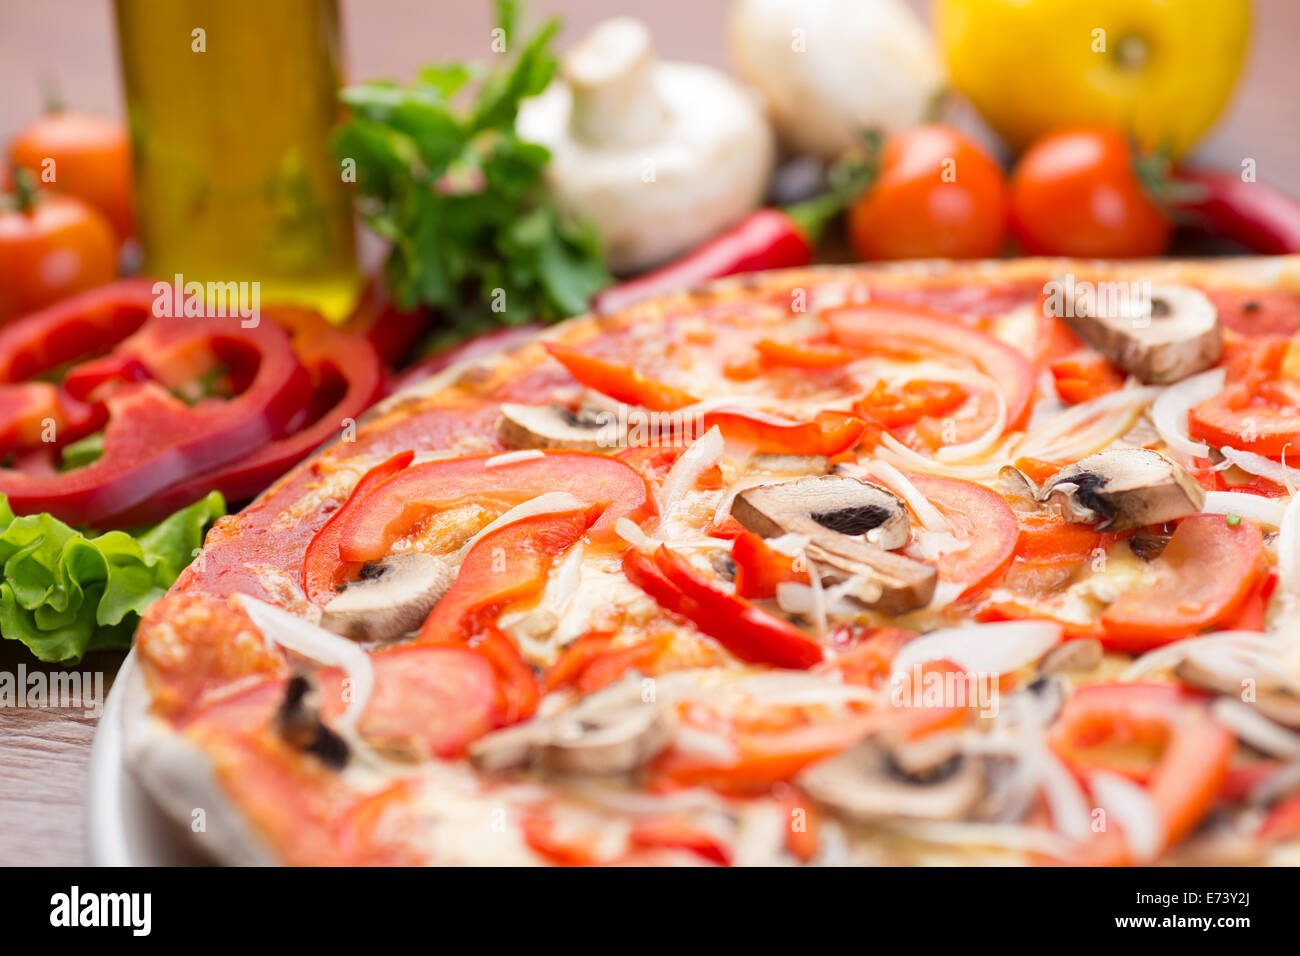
[728,0,945,161]
[517,17,775,274]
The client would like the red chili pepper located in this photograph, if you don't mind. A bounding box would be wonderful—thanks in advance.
[301,449,415,606]
[622,545,823,669]
[106,309,385,525]
[1174,168,1300,254]
[0,284,310,525]
[592,209,814,315]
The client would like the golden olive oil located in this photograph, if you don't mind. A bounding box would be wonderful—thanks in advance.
[114,0,358,318]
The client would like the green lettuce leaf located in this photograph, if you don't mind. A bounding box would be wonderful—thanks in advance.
[0,492,225,664]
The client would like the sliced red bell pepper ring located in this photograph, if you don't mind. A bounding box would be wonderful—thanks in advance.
[700,408,867,456]
[0,278,155,383]
[416,506,598,643]
[302,450,415,606]
[104,310,385,526]
[623,545,823,669]
[335,451,656,563]
[0,383,100,455]
[0,315,310,525]
[1049,682,1235,863]
[544,342,698,411]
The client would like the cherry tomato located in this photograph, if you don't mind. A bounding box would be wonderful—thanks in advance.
[0,181,116,322]
[8,109,134,239]
[847,125,1009,261]
[1010,127,1171,258]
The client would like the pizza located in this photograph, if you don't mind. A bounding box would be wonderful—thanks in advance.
[123,256,1300,866]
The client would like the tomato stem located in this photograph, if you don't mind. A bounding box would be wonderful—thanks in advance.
[10,167,39,214]
[783,130,881,243]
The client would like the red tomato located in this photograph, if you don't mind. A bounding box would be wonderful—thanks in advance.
[904,473,1019,597]
[0,186,116,322]
[1010,127,1171,258]
[1100,515,1265,652]
[1188,382,1300,456]
[8,109,134,239]
[847,125,1009,261]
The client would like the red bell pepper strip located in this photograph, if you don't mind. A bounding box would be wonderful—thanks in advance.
[622,545,823,669]
[417,507,597,643]
[466,626,541,725]
[541,630,616,692]
[1049,683,1235,862]
[105,310,386,525]
[301,450,415,606]
[0,314,310,525]
[592,209,815,316]
[336,451,655,563]
[701,408,866,456]
[731,531,808,599]
[825,304,1036,428]
[754,338,856,369]
[628,816,733,866]
[544,342,698,411]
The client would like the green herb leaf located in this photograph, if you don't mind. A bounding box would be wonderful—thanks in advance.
[335,2,609,346]
[0,492,225,663]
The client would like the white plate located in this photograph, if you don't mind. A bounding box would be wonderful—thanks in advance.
[85,651,212,866]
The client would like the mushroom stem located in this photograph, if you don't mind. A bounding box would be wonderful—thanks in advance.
[564,17,668,148]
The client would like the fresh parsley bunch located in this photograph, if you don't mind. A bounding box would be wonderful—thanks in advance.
[336,0,609,346]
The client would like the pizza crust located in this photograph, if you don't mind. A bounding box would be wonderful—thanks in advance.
[120,661,276,866]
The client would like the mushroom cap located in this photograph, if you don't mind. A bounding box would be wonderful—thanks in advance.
[1056,281,1221,385]
[497,403,623,452]
[321,551,455,642]
[1176,648,1300,730]
[798,736,987,823]
[732,476,936,613]
[733,475,912,552]
[1038,448,1204,530]
[517,21,775,273]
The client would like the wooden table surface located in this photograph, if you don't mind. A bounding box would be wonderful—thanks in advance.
[0,0,1297,866]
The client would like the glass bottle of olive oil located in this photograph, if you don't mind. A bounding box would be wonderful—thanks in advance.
[114,0,358,319]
